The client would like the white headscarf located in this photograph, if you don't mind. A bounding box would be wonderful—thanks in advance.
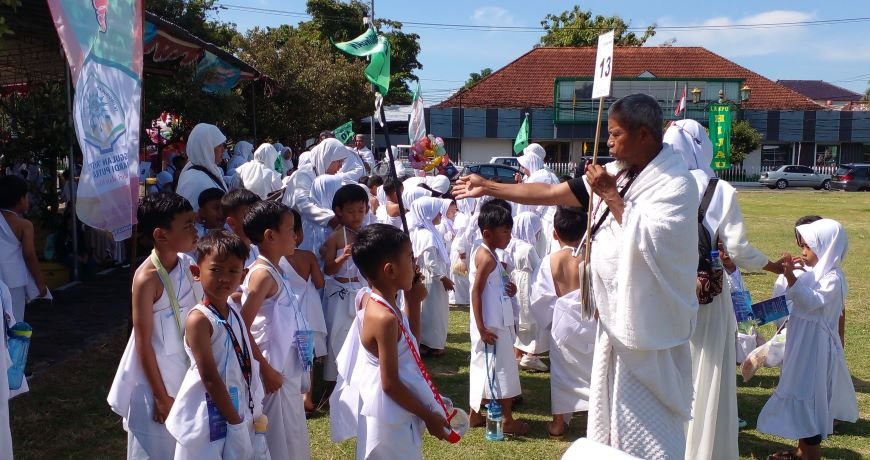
[512,212,543,246]
[312,138,351,176]
[427,175,451,195]
[410,197,450,262]
[156,171,173,191]
[517,152,544,176]
[236,143,282,199]
[297,151,313,170]
[523,143,547,160]
[456,197,477,216]
[796,218,848,284]
[233,141,253,160]
[311,174,344,210]
[665,119,714,177]
[183,123,226,182]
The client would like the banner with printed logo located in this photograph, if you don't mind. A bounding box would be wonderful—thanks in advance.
[48,0,143,241]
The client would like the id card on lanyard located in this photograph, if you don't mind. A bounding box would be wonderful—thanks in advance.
[258,257,314,373]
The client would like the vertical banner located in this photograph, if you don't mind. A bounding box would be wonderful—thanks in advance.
[709,103,733,170]
[48,0,143,241]
[408,83,426,144]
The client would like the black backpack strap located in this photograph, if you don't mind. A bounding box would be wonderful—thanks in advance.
[189,165,227,191]
[698,178,719,223]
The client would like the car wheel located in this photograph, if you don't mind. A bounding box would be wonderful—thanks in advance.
[822,179,831,191]
[776,179,788,189]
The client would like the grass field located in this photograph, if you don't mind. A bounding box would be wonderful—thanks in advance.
[10,190,870,459]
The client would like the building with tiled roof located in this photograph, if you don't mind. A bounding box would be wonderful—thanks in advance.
[425,46,870,168]
[777,80,863,110]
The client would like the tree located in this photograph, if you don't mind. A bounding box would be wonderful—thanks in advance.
[303,0,422,104]
[730,120,762,165]
[540,6,655,47]
[235,25,371,149]
[463,68,492,89]
[148,0,239,49]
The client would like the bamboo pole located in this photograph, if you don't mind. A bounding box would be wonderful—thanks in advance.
[582,97,605,317]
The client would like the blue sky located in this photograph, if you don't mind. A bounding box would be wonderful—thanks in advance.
[217,1,870,102]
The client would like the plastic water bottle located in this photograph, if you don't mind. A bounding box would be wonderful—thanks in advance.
[485,401,504,441]
[710,250,723,271]
[7,322,32,390]
[253,415,270,460]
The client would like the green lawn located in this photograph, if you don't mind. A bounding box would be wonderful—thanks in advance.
[10,190,870,459]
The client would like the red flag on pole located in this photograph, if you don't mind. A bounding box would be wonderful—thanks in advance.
[675,84,687,116]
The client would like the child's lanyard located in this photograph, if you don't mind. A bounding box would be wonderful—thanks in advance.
[203,300,255,414]
[369,292,451,420]
[256,257,310,332]
[479,244,509,295]
[484,343,499,400]
[150,250,189,343]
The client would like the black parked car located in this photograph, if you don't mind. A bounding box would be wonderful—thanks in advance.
[460,163,521,183]
[831,163,870,191]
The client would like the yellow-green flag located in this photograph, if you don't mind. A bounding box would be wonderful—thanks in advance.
[332,28,391,96]
[513,114,530,155]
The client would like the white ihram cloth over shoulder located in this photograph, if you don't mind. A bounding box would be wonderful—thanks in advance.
[176,123,227,211]
[585,144,700,460]
[666,119,769,460]
[0,281,14,459]
[330,290,437,460]
[282,139,350,242]
[757,219,858,440]
[234,143,283,199]
[410,197,451,350]
[530,250,595,415]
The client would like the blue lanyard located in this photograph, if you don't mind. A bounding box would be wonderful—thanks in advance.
[484,343,499,399]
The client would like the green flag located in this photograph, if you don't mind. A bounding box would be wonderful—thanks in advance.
[708,103,733,170]
[334,121,355,145]
[513,114,530,155]
[332,28,391,96]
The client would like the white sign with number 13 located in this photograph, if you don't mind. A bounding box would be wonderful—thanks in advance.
[591,31,614,99]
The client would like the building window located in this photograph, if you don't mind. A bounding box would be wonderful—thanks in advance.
[864,144,870,162]
[815,144,839,166]
[761,144,790,168]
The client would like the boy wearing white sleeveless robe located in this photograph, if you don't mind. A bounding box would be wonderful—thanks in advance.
[107,192,200,460]
[166,231,264,459]
[240,202,311,460]
[529,206,596,437]
[330,225,451,459]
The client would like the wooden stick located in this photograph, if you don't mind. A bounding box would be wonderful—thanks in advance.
[582,97,605,318]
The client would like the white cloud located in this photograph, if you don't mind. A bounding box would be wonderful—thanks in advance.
[653,10,815,57]
[470,6,522,28]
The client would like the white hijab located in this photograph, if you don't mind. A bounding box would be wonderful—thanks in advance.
[311,174,344,210]
[665,119,714,178]
[297,151,313,170]
[796,218,848,284]
[183,123,226,181]
[410,197,450,263]
[517,152,544,176]
[523,143,547,160]
[236,143,282,199]
[427,175,451,195]
[232,141,253,161]
[512,212,542,246]
[312,138,351,176]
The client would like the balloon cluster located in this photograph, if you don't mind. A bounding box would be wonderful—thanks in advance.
[147,112,183,146]
[410,134,446,172]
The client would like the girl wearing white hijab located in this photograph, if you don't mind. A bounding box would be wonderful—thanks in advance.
[448,197,477,305]
[282,139,350,245]
[227,140,253,174]
[301,175,344,257]
[435,198,457,243]
[665,119,785,460]
[757,219,857,460]
[517,147,559,256]
[176,123,227,211]
[410,197,453,355]
[235,143,283,199]
[506,212,548,371]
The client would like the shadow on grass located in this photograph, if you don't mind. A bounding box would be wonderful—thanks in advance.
[740,430,865,460]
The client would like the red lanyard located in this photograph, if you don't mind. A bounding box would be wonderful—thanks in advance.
[368,293,450,419]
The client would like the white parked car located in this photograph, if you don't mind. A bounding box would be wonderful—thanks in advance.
[759,165,831,190]
[489,156,520,168]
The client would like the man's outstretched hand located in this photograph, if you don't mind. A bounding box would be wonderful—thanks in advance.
[453,174,488,200]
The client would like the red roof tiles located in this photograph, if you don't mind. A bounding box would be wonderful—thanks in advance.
[436,47,821,111]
